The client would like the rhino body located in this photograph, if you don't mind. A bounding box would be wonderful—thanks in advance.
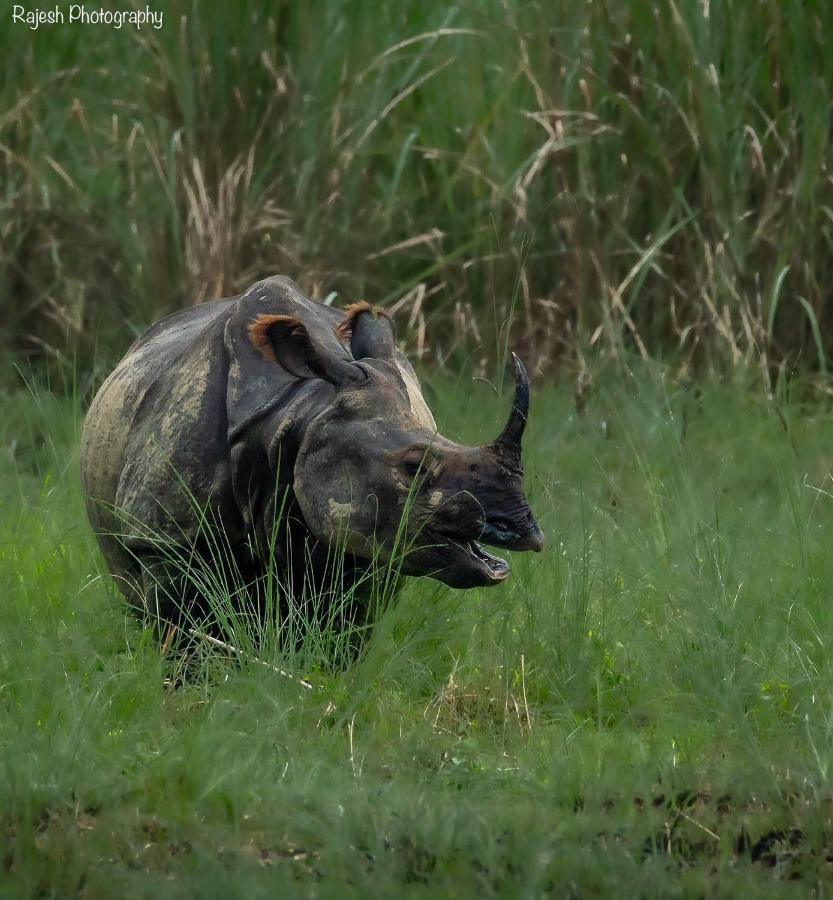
[81,276,543,631]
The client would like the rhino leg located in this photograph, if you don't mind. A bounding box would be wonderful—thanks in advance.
[133,555,205,637]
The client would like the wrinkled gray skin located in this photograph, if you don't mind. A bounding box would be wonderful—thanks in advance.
[81,276,544,631]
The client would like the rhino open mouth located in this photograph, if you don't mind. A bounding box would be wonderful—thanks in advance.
[401,525,522,588]
[449,538,510,583]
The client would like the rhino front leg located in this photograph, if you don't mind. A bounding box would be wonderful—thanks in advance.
[137,556,202,637]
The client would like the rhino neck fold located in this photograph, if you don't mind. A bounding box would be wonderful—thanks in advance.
[259,380,336,474]
[226,380,336,548]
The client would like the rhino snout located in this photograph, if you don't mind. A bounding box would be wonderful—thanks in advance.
[479,511,544,553]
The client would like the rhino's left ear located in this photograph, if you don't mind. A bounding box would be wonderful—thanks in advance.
[338,301,396,360]
[247,313,359,385]
[225,301,361,440]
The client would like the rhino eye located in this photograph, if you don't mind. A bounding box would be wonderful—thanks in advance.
[400,451,434,481]
[402,457,427,478]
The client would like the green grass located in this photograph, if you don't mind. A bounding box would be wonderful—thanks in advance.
[5,2,833,893]
[3,0,833,381]
[3,366,833,896]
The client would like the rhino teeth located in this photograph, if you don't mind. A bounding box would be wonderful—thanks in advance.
[468,540,510,580]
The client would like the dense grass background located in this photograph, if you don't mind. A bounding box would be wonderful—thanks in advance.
[4,368,833,894]
[3,0,833,385]
[5,1,833,894]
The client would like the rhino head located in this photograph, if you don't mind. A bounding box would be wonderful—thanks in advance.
[238,290,544,589]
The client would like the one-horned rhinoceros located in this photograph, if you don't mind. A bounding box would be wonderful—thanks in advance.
[80,275,544,631]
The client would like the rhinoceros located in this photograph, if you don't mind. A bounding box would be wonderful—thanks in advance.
[80,275,543,632]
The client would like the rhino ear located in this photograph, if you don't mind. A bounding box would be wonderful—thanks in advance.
[248,313,357,383]
[226,279,363,441]
[337,302,396,360]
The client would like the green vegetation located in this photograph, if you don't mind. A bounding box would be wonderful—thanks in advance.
[3,0,833,382]
[5,1,833,894]
[3,368,833,895]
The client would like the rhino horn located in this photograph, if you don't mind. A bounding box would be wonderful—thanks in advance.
[491,353,529,457]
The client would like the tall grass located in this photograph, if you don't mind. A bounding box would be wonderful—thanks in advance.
[3,0,832,387]
[104,448,433,675]
[5,364,833,891]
